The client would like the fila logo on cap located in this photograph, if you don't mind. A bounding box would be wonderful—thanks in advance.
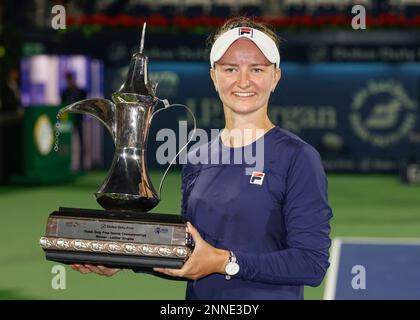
[239,27,253,37]
[250,171,265,185]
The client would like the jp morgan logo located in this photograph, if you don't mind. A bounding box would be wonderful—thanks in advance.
[350,80,417,147]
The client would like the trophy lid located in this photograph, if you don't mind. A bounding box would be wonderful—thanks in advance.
[116,23,156,98]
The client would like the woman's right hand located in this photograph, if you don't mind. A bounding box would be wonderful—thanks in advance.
[71,264,121,277]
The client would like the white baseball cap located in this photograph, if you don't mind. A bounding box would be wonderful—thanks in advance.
[210,27,280,68]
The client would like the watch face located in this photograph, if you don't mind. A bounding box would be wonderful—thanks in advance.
[226,262,240,275]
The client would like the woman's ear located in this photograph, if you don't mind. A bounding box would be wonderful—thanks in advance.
[210,68,218,92]
[271,67,281,92]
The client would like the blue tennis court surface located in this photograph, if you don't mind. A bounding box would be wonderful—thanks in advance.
[324,238,420,300]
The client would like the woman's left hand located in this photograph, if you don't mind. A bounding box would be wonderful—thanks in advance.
[154,222,229,280]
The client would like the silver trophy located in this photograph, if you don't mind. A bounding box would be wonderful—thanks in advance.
[40,24,194,269]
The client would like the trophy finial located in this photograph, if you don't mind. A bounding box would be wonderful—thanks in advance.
[140,22,146,54]
[113,21,156,98]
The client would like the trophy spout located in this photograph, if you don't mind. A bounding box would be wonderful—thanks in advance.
[59,99,117,144]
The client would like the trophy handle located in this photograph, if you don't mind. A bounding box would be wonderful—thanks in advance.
[149,101,197,200]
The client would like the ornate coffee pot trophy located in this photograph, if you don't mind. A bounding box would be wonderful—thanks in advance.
[40,24,194,269]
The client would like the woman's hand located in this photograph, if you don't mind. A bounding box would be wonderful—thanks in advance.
[153,222,229,280]
[71,264,121,277]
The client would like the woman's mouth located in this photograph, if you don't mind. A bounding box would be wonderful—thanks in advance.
[232,92,256,97]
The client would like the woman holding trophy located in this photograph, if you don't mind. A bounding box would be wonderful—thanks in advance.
[72,16,333,300]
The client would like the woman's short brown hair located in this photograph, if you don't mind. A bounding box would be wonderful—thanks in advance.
[207,16,280,51]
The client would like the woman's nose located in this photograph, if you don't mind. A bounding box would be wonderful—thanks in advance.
[237,70,250,88]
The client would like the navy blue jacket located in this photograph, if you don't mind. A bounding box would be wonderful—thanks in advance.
[181,126,333,300]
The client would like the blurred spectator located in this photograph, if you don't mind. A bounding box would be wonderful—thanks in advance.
[1,68,23,115]
[61,71,86,171]
[61,71,86,103]
[0,67,23,183]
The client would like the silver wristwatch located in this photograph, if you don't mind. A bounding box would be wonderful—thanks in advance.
[225,251,240,280]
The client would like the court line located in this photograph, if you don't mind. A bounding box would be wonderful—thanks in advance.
[335,236,420,245]
[323,237,342,300]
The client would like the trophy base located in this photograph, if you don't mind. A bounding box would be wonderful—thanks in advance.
[45,250,184,269]
[40,207,193,270]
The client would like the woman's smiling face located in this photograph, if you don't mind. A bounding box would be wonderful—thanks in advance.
[211,38,281,116]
